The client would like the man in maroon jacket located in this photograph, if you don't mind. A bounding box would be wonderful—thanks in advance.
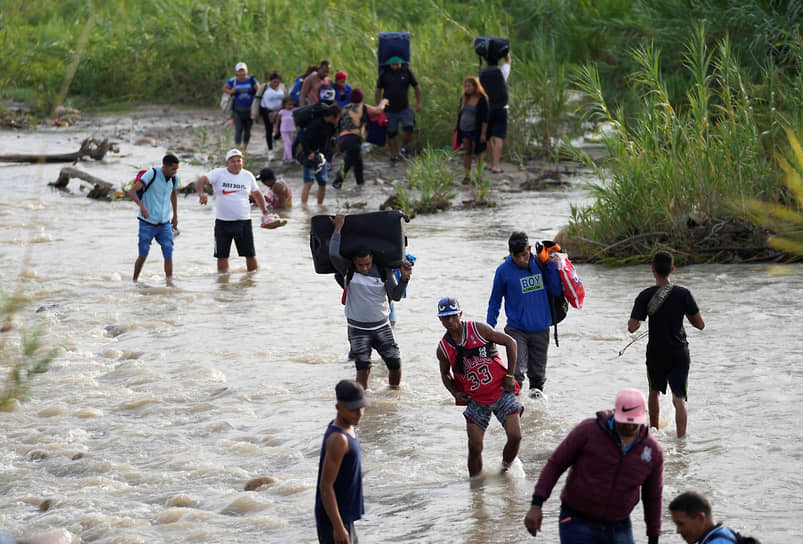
[524,388,663,544]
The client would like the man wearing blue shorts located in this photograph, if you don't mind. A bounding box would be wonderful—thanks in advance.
[299,104,341,205]
[127,154,180,281]
[436,297,522,477]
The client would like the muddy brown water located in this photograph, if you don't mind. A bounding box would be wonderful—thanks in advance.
[0,108,801,543]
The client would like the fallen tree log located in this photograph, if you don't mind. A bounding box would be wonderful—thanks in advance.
[0,138,117,163]
[51,167,116,200]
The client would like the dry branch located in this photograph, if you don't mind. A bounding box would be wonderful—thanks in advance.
[0,138,117,163]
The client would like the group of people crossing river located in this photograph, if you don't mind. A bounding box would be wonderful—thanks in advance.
[128,147,752,543]
[125,56,756,543]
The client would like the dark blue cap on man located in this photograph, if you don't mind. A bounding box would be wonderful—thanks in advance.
[336,379,370,410]
[437,297,461,317]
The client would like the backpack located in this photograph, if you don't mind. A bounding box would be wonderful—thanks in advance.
[289,76,304,105]
[473,36,510,64]
[319,83,336,104]
[292,102,327,128]
[133,168,175,200]
[720,532,761,544]
[532,241,569,347]
[335,265,390,305]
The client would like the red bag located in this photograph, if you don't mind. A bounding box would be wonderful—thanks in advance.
[556,254,585,309]
[451,129,463,151]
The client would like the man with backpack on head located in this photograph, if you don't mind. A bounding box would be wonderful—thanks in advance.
[328,213,413,390]
[127,153,180,282]
[486,231,562,397]
[669,491,759,543]
[375,56,422,164]
[628,250,705,438]
[479,52,511,174]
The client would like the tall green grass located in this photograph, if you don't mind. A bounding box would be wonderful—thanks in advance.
[567,26,789,260]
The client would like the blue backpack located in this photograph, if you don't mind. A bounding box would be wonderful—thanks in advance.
[289,76,304,105]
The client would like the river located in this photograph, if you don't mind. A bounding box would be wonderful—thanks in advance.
[0,113,801,543]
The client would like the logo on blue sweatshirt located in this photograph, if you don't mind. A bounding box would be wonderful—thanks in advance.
[520,274,543,294]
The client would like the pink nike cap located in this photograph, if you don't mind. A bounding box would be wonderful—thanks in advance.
[614,388,647,424]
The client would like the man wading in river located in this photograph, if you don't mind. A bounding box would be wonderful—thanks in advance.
[328,213,413,390]
[436,297,522,477]
[127,153,180,281]
[628,250,705,438]
[195,149,269,272]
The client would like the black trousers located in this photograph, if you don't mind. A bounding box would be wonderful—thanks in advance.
[338,134,364,185]
[259,106,277,150]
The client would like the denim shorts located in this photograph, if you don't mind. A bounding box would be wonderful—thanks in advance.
[303,163,329,186]
[386,108,415,135]
[463,391,522,430]
[138,221,173,259]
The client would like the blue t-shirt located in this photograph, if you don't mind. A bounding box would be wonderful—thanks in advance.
[487,253,562,333]
[138,167,179,225]
[314,421,364,529]
[701,524,739,544]
[227,76,258,107]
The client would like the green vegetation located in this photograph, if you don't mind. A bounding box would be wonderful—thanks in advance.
[399,147,457,215]
[1,289,56,410]
[565,25,801,263]
[2,0,802,259]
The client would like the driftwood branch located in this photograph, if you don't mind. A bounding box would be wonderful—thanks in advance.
[51,167,116,200]
[0,138,117,163]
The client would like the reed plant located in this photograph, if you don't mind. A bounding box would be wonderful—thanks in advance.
[399,146,457,214]
[567,26,787,260]
[742,128,803,259]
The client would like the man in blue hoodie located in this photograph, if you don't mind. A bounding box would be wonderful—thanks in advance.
[487,231,562,395]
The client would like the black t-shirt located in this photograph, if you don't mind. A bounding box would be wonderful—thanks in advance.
[479,66,508,109]
[631,285,700,354]
[376,66,419,113]
[301,117,336,154]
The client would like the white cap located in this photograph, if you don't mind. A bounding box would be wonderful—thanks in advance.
[235,62,247,72]
[225,149,242,161]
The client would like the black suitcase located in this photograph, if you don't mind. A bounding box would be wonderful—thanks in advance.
[310,211,409,274]
[473,36,510,62]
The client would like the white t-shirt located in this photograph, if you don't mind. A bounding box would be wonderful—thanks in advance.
[205,167,258,221]
[260,84,286,110]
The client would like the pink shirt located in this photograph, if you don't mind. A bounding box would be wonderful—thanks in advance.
[278,109,296,133]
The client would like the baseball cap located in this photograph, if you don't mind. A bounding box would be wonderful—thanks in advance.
[614,388,647,424]
[235,62,247,71]
[335,379,369,410]
[385,56,405,65]
[225,149,242,161]
[256,168,274,181]
[335,71,348,81]
[436,297,461,317]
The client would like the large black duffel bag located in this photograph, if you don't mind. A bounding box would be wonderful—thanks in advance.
[310,210,409,274]
[473,36,510,62]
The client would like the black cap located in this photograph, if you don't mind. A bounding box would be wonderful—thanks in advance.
[335,379,369,410]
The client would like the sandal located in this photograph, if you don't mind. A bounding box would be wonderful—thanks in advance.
[462,176,471,185]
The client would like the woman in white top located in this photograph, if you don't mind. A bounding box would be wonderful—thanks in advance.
[258,71,286,152]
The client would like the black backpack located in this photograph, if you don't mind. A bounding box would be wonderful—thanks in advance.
[722,533,760,544]
[293,102,327,128]
[335,266,390,304]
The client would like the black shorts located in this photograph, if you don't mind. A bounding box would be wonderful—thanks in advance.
[214,219,256,259]
[487,108,508,139]
[646,348,690,399]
